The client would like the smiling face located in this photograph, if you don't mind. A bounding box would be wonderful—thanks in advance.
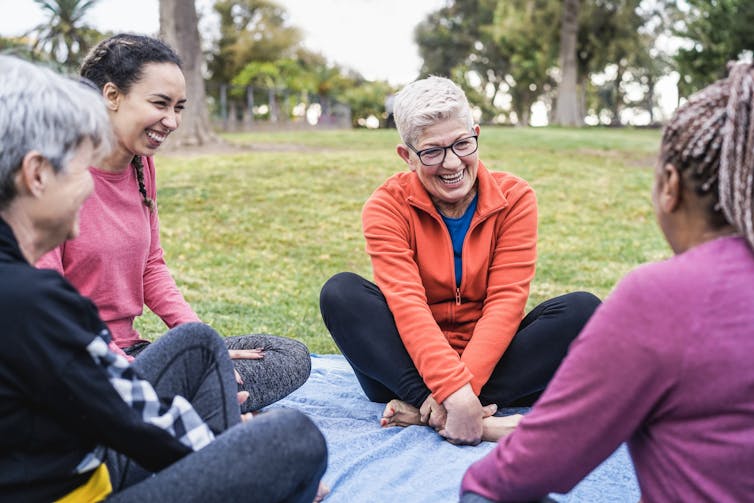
[106,62,186,160]
[40,140,96,245]
[398,119,481,216]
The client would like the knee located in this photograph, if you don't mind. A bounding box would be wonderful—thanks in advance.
[268,409,327,467]
[284,338,312,383]
[164,322,227,355]
[320,271,370,308]
[566,291,602,322]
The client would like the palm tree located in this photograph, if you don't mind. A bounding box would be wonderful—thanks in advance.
[27,0,101,71]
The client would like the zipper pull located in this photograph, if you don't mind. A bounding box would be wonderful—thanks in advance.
[455,287,462,305]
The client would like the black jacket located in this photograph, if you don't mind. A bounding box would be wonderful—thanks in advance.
[0,219,190,501]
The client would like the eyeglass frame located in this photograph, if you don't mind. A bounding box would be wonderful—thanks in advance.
[405,134,479,166]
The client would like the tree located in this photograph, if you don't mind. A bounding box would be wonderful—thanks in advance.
[554,0,582,126]
[159,0,216,146]
[579,0,661,125]
[415,0,510,122]
[489,0,559,125]
[209,0,302,86]
[671,0,754,97]
[27,0,102,72]
[416,0,659,126]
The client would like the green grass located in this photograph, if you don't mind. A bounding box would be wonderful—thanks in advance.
[134,126,669,353]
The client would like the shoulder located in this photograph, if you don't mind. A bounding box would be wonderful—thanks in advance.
[0,263,102,345]
[485,166,534,200]
[364,172,415,214]
[370,172,414,200]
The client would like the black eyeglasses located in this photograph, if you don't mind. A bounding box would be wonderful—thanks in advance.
[406,135,479,166]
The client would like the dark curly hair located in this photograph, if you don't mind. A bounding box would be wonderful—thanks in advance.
[80,34,182,211]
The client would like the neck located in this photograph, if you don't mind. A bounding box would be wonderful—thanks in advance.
[677,225,738,253]
[100,145,134,173]
[0,208,45,263]
[434,185,477,218]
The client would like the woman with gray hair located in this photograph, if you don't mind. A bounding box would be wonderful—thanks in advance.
[320,76,600,445]
[0,54,326,502]
[461,62,754,502]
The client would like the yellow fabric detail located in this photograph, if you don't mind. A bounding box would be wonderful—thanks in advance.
[55,463,112,503]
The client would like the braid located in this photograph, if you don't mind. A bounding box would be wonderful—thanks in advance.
[719,62,754,249]
[661,61,754,250]
[132,156,155,212]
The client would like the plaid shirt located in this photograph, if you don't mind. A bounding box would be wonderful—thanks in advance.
[75,331,215,473]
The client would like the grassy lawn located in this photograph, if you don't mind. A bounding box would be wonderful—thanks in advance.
[135,126,669,353]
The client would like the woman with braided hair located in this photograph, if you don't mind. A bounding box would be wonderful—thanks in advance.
[37,33,313,416]
[460,62,754,502]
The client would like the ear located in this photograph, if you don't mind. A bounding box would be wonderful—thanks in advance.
[658,163,681,213]
[102,82,121,111]
[396,144,415,170]
[17,151,51,197]
[473,124,480,137]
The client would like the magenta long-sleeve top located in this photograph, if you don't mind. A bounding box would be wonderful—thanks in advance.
[462,236,754,502]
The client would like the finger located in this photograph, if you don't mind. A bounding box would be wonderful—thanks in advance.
[236,391,250,405]
[241,412,253,423]
[228,349,265,360]
[234,368,243,385]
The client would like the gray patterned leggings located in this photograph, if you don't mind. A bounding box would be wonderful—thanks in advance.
[127,331,312,413]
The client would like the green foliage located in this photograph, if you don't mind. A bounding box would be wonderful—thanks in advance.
[341,80,395,128]
[671,0,754,96]
[27,0,103,72]
[209,0,303,85]
[415,0,659,125]
[136,127,667,353]
[489,0,560,124]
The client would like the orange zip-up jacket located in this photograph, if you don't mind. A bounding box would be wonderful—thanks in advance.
[362,161,537,404]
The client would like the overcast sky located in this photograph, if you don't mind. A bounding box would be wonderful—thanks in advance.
[0,0,447,85]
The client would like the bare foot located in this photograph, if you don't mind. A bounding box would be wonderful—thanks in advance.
[482,413,523,442]
[313,481,329,502]
[381,399,426,428]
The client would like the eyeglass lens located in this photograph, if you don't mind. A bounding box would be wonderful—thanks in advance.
[420,136,477,165]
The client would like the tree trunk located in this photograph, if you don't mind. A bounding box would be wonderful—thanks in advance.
[554,0,582,126]
[159,0,216,146]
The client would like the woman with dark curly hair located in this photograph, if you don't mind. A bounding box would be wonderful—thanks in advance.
[37,34,312,415]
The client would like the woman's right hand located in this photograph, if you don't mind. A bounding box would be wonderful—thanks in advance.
[437,384,484,445]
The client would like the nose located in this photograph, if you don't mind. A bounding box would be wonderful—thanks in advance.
[162,109,180,130]
[442,146,462,167]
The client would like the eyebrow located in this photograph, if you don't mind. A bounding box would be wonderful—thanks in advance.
[151,93,187,104]
[422,134,473,149]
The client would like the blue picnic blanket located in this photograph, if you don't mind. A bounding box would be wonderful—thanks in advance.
[273,354,640,502]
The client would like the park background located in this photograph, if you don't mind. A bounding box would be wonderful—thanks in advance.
[1,0,752,352]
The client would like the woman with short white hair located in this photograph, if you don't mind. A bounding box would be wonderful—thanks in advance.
[320,76,600,445]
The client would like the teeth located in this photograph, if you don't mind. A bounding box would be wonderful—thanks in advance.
[439,171,464,184]
[146,130,167,143]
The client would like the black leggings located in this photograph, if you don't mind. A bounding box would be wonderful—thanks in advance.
[320,272,600,408]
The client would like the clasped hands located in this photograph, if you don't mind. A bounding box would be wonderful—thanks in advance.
[421,383,497,445]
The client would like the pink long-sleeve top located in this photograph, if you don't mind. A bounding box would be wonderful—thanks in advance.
[36,156,200,349]
[462,236,754,502]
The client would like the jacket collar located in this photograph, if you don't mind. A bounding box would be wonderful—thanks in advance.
[406,160,509,219]
[0,217,27,264]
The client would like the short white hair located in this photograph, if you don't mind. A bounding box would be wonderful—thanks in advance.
[394,76,474,146]
[0,55,112,209]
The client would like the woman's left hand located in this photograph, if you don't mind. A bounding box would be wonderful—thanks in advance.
[228,349,264,385]
[228,348,265,359]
